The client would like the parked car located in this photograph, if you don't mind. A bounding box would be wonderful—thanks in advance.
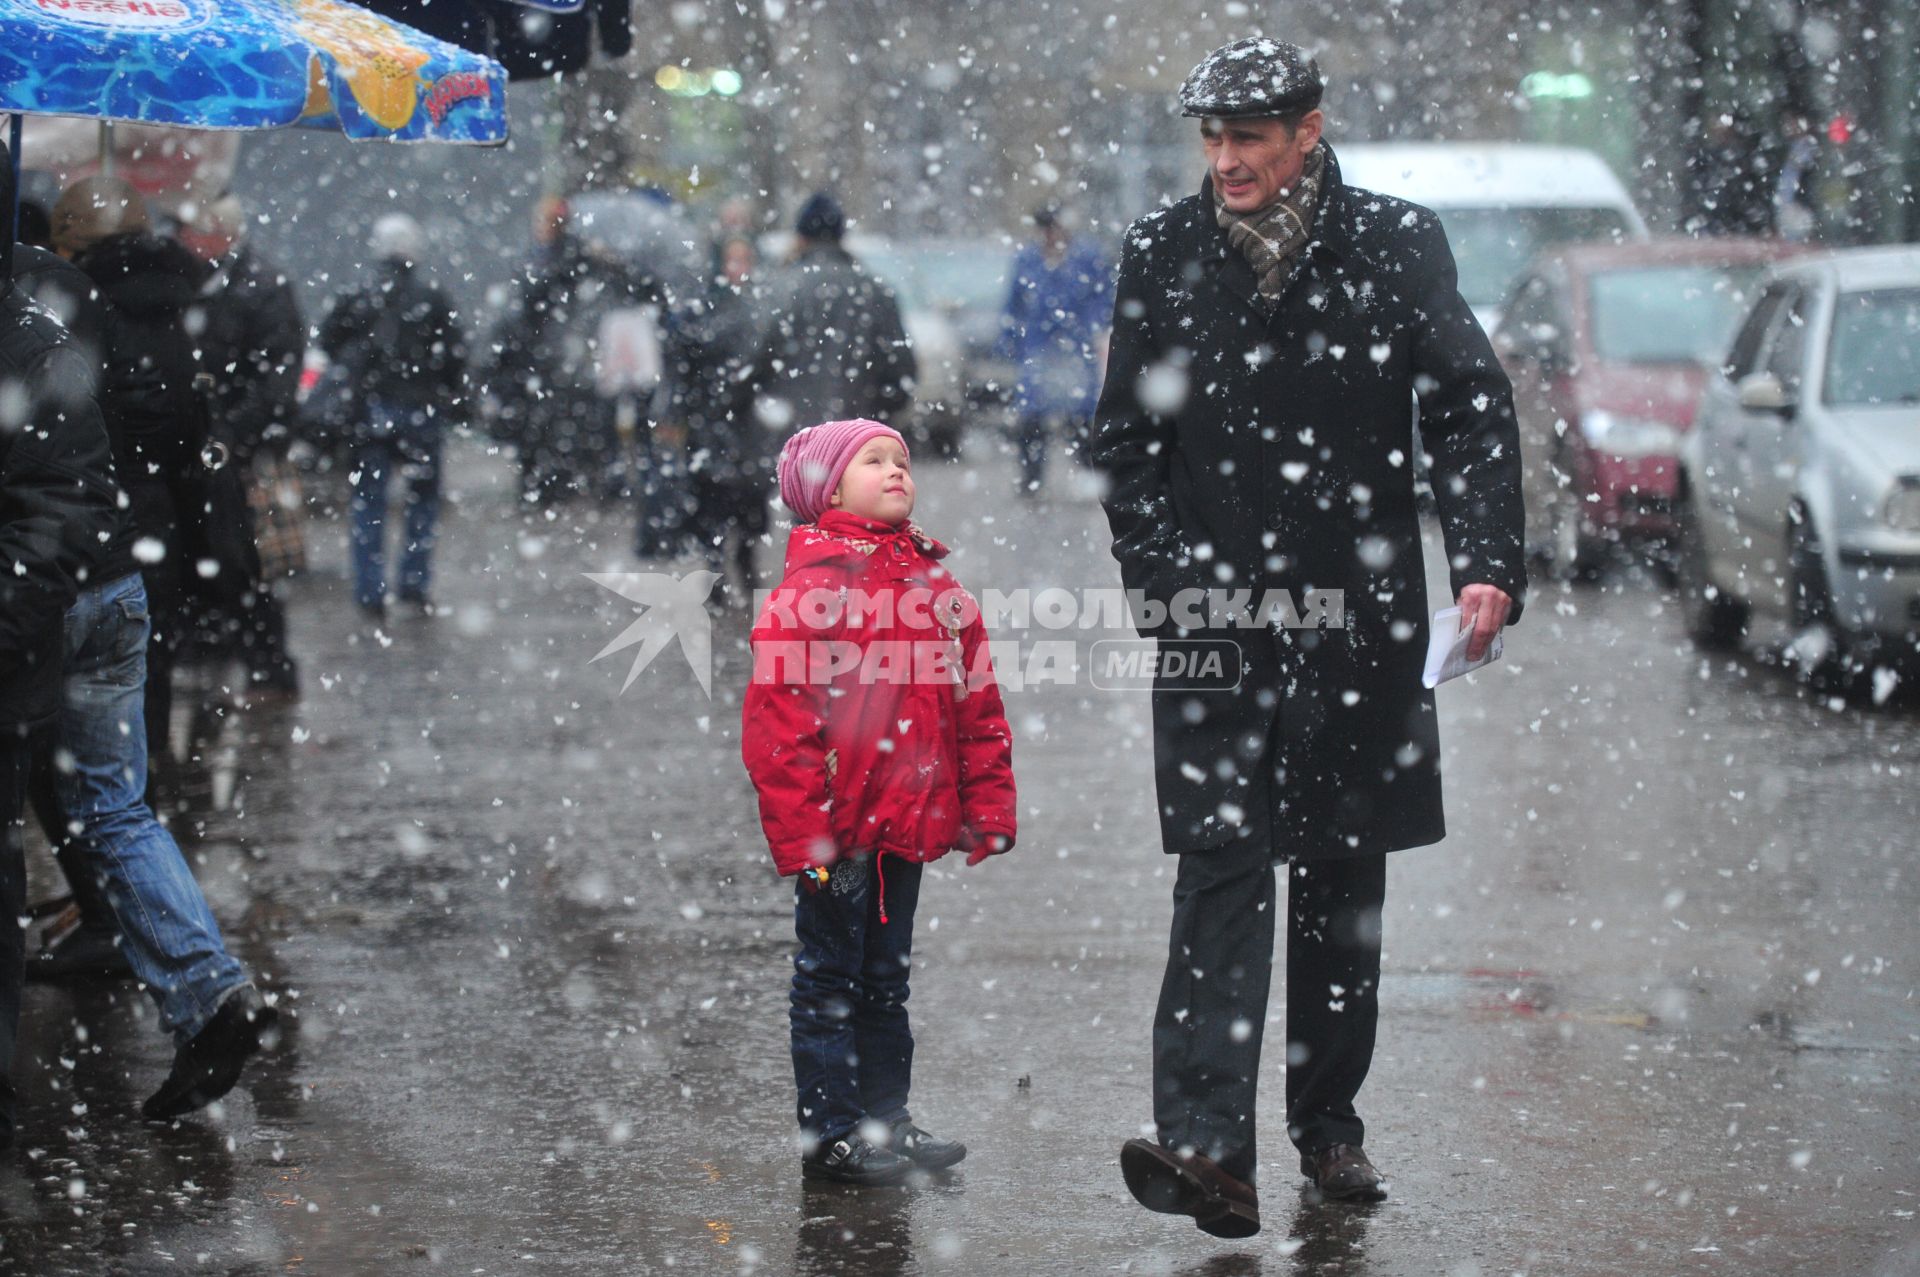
[1338,142,1649,333]
[1675,246,1920,683]
[1493,237,1803,577]
[862,237,1018,410]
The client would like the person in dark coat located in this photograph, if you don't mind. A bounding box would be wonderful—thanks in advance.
[318,213,467,618]
[11,239,140,971]
[188,194,304,696]
[52,177,213,796]
[1096,39,1525,1229]
[482,208,667,511]
[9,208,280,1116]
[482,218,607,504]
[753,192,916,438]
[0,145,120,1145]
[663,235,773,596]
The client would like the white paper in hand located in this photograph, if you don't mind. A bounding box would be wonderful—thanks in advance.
[1422,605,1502,689]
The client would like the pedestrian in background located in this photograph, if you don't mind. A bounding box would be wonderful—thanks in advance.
[662,235,773,599]
[742,418,1017,1186]
[12,189,283,1112]
[50,176,212,798]
[754,193,916,436]
[186,193,305,699]
[1096,38,1524,1232]
[319,213,467,621]
[1,141,120,1146]
[998,205,1110,496]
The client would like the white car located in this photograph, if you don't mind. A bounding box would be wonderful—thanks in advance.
[1338,142,1649,333]
[1676,246,1920,683]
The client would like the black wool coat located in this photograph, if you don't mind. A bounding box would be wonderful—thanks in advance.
[1092,146,1527,861]
[0,284,117,730]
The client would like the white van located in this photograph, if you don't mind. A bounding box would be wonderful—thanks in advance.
[1337,143,1650,332]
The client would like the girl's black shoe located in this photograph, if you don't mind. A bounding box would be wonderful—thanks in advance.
[801,1134,913,1186]
[889,1120,967,1170]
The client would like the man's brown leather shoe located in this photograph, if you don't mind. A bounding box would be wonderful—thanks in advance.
[1300,1144,1388,1202]
[1120,1138,1261,1238]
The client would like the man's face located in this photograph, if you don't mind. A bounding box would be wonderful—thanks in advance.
[1201,111,1324,214]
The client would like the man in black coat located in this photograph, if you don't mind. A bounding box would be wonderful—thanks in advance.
[191,195,304,696]
[0,143,120,1146]
[1097,39,1525,1230]
[753,192,916,436]
[318,214,467,617]
[52,177,214,785]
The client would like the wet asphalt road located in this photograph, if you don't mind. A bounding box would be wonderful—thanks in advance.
[3,435,1917,1277]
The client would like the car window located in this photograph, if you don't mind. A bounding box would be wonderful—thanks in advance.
[855,248,921,310]
[1762,290,1808,395]
[1825,287,1920,407]
[1587,265,1766,365]
[1725,282,1791,380]
[1430,207,1634,308]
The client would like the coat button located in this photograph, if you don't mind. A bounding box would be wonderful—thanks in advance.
[1265,511,1284,531]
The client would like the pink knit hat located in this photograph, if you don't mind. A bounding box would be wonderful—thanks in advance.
[776,419,909,523]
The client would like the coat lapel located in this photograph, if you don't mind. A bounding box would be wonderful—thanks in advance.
[1302,147,1371,273]
[1196,173,1264,317]
[1210,248,1262,313]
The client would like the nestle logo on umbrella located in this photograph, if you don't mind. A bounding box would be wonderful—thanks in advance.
[28,0,202,30]
[423,72,490,126]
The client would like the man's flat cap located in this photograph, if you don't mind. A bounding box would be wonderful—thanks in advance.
[1178,37,1324,119]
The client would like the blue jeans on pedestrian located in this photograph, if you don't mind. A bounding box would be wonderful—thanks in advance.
[52,574,246,1045]
[790,853,922,1146]
[350,400,443,608]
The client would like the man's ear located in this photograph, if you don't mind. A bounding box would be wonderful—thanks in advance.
[1296,109,1325,154]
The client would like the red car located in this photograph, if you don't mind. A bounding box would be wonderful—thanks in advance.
[1493,238,1808,579]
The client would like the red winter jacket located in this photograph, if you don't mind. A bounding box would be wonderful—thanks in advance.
[742,509,1017,877]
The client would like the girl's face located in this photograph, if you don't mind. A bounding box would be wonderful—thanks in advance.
[830,436,914,524]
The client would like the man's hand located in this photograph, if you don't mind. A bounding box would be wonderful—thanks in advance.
[961,832,1014,867]
[1457,584,1512,661]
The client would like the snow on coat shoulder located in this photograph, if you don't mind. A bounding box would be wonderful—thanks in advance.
[741,509,1017,877]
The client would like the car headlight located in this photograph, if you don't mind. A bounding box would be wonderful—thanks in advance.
[1883,481,1920,534]
[1582,411,1681,459]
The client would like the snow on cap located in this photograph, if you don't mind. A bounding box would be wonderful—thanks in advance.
[776,418,908,524]
[1179,37,1324,120]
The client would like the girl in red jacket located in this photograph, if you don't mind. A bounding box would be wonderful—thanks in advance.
[743,418,1017,1186]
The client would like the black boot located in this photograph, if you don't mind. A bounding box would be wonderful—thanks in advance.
[888,1119,967,1170]
[801,1133,913,1186]
[142,984,280,1120]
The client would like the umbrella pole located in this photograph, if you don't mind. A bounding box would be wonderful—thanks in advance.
[98,120,114,178]
[8,114,20,247]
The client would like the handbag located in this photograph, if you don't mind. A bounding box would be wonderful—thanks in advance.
[247,452,308,580]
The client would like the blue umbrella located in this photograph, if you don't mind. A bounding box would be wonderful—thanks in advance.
[1,0,509,144]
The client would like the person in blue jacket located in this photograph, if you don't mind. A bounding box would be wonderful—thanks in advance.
[997,207,1110,497]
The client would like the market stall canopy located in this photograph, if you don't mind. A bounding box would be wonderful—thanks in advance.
[0,0,510,144]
